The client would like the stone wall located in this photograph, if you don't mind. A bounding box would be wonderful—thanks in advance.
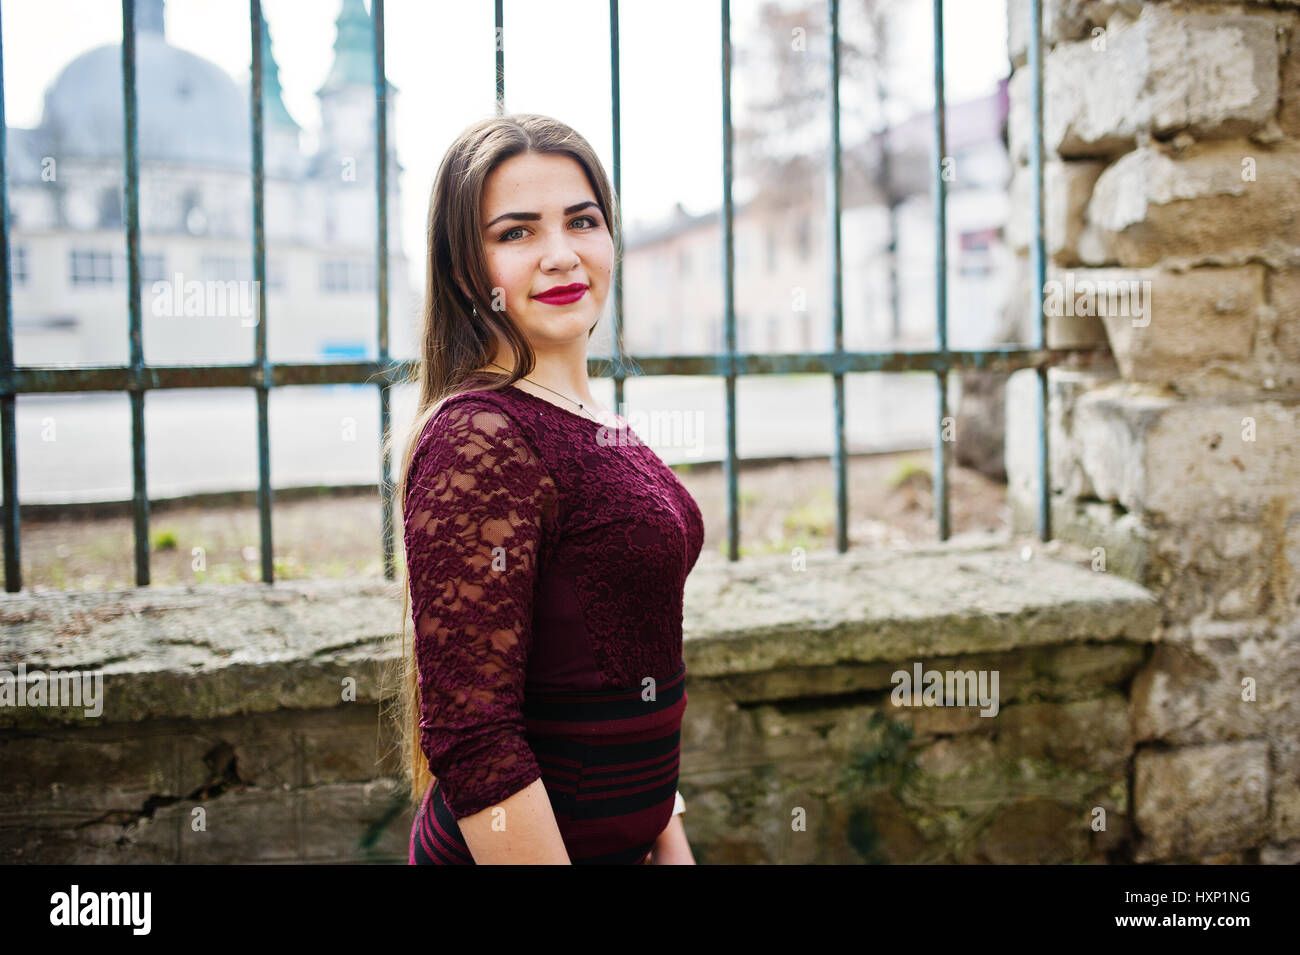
[1005,0,1300,863]
[1,544,1163,864]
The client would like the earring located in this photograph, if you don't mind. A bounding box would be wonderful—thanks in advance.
[472,305,478,316]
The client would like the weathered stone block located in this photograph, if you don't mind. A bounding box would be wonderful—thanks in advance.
[1069,383,1300,523]
[1131,633,1274,746]
[1009,6,1280,162]
[1007,159,1107,263]
[171,789,300,863]
[1271,735,1300,843]
[1080,142,1300,268]
[1282,28,1300,139]
[1261,841,1300,864]
[1008,0,1116,68]
[972,796,1092,864]
[1046,500,1153,584]
[1079,266,1263,386]
[1134,741,1269,861]
[0,731,175,814]
[299,779,410,862]
[1005,366,1123,516]
[299,705,403,785]
[1287,511,1300,625]
[1273,269,1300,366]
[174,716,299,793]
[0,811,178,864]
[994,695,1131,776]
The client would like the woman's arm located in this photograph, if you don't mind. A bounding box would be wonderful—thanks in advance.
[404,399,562,863]
[646,813,696,864]
[458,777,572,864]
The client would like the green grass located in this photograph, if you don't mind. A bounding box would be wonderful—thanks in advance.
[151,529,179,551]
[782,486,834,537]
[888,458,931,489]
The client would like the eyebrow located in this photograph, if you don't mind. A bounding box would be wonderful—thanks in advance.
[484,201,600,230]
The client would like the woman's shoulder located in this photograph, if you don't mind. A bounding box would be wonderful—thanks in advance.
[417,386,546,464]
[430,384,516,422]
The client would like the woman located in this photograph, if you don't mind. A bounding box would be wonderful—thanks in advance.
[390,113,703,864]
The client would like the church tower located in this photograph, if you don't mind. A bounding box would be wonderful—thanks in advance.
[259,6,303,178]
[314,0,400,246]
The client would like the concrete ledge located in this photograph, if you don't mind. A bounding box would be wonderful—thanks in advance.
[683,541,1159,677]
[0,539,1159,728]
[1,539,1163,863]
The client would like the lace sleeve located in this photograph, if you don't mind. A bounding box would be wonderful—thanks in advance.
[402,397,556,821]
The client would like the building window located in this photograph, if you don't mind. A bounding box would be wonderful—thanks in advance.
[320,259,375,294]
[69,249,116,286]
[12,245,29,286]
[69,249,166,287]
[201,255,285,291]
[140,252,166,285]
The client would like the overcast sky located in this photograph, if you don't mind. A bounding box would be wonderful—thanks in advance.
[4,0,1009,284]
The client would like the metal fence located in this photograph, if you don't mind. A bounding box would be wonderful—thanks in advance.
[0,0,1080,593]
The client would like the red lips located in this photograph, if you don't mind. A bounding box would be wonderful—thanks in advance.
[532,283,588,305]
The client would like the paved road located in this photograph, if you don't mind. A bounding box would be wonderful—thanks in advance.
[9,374,950,504]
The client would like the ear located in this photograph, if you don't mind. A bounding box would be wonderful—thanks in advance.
[454,279,477,311]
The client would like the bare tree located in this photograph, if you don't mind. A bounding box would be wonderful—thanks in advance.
[735,0,906,341]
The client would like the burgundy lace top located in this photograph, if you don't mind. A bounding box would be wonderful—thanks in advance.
[402,377,705,835]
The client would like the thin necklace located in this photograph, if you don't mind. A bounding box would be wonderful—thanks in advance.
[487,362,602,423]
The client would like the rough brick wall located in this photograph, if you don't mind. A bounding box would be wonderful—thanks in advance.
[1005,0,1300,863]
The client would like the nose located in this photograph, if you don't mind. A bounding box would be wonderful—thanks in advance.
[538,226,581,272]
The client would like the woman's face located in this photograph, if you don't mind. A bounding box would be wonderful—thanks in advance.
[477,151,614,353]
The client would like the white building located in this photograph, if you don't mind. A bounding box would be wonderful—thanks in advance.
[610,82,1014,360]
[4,0,412,368]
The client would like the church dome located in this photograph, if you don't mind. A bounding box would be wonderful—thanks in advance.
[41,31,251,169]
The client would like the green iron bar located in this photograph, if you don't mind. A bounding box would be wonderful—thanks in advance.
[251,0,273,585]
[609,0,628,421]
[123,0,151,586]
[1028,0,1051,542]
[720,0,738,561]
[1,347,1090,395]
[827,0,848,554]
[375,0,394,580]
[494,0,504,116]
[932,0,951,542]
[0,4,17,591]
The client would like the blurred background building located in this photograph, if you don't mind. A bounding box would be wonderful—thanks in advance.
[613,82,1012,358]
[4,0,411,367]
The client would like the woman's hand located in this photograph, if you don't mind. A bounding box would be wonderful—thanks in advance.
[644,813,696,864]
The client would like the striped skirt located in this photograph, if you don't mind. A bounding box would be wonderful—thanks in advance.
[410,663,687,865]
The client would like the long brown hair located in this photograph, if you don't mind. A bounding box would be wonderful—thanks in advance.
[381,113,622,808]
